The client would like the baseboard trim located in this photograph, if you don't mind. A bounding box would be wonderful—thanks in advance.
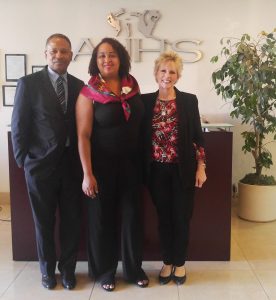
[0,192,10,204]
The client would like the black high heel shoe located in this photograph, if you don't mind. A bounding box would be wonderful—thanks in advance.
[172,266,186,285]
[159,265,173,285]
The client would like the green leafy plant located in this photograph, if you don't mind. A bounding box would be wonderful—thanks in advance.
[211,29,276,185]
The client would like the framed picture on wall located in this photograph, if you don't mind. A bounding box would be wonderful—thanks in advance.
[5,54,26,81]
[2,85,17,107]
[32,65,44,73]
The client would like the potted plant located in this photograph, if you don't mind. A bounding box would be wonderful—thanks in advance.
[211,29,276,222]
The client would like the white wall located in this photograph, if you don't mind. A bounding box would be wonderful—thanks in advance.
[0,0,276,192]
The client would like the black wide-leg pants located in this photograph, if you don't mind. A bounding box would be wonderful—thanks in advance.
[149,162,195,266]
[86,157,143,282]
[24,150,82,277]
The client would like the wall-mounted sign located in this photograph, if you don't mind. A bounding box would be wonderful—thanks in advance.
[73,9,203,63]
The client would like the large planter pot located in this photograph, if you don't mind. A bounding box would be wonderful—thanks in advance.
[238,182,276,222]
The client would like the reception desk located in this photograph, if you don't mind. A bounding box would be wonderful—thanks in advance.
[8,131,232,261]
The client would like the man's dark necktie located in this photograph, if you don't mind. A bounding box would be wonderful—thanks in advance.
[56,76,66,113]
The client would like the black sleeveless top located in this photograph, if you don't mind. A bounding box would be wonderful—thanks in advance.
[91,94,144,160]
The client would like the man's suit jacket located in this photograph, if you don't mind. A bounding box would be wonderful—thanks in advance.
[11,66,84,179]
[141,87,205,188]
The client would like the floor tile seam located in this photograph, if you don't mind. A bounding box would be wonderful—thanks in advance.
[177,284,180,300]
[88,280,96,299]
[240,245,271,300]
[0,261,29,298]
[231,234,250,263]
[249,267,270,300]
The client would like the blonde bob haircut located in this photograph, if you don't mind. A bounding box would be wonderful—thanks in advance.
[154,50,183,79]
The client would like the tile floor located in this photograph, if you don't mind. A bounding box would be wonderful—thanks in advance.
[1,201,276,300]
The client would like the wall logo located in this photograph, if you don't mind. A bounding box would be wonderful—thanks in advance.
[73,8,203,63]
[107,9,161,40]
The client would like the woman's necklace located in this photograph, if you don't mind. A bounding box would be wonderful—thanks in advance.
[158,96,176,116]
[158,99,168,116]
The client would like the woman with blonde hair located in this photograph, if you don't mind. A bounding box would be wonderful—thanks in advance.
[142,50,207,285]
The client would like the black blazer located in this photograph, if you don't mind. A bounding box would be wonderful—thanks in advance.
[141,87,205,188]
[11,66,84,178]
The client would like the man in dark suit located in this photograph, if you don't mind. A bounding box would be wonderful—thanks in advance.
[11,33,84,290]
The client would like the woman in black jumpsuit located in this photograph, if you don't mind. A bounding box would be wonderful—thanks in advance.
[76,38,148,291]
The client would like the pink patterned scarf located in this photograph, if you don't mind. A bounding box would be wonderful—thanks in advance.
[80,73,140,121]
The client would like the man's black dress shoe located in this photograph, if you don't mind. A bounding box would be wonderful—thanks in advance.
[42,275,57,289]
[61,273,76,290]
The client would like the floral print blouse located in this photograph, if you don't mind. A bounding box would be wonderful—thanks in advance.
[152,99,179,163]
[152,98,206,163]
